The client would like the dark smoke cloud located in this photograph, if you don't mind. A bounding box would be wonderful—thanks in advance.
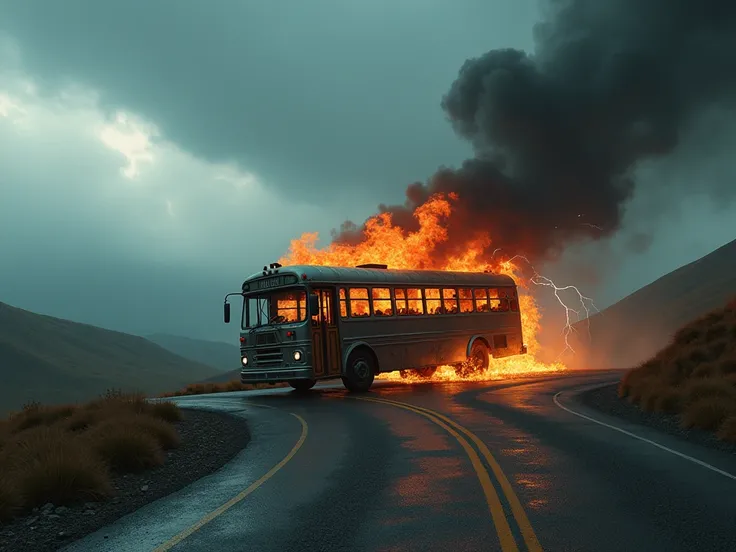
[335,0,736,265]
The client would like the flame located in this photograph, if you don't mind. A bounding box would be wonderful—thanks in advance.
[279,193,566,382]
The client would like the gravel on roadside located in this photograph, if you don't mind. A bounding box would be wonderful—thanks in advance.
[0,408,250,552]
[579,382,736,456]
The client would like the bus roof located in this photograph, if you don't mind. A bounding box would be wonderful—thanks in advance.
[243,265,517,288]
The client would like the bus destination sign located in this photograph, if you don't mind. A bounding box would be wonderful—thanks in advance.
[249,274,299,291]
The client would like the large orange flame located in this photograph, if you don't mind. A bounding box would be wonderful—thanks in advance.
[279,194,565,382]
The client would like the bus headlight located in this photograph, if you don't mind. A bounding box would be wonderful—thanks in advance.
[241,355,248,366]
[293,350,302,362]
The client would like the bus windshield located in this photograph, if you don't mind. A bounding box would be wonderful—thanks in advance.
[241,288,308,329]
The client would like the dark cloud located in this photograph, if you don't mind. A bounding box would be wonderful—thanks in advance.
[0,0,537,202]
[336,0,736,265]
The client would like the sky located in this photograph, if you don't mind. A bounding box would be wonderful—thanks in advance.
[1,1,734,345]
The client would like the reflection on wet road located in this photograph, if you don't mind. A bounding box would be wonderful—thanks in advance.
[63,371,736,552]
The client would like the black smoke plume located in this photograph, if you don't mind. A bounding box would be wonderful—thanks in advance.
[335,0,736,264]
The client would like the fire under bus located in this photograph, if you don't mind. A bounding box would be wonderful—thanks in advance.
[223,263,528,392]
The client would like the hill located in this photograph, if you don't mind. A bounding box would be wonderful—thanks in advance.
[570,238,736,369]
[146,333,239,372]
[0,302,221,413]
[618,297,736,440]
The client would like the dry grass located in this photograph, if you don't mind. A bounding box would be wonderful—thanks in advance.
[0,390,182,523]
[159,379,287,398]
[620,297,736,440]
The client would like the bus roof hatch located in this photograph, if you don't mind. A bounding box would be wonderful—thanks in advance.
[356,263,388,269]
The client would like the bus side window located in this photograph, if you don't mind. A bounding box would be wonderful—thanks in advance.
[372,287,393,316]
[510,298,519,311]
[406,288,424,315]
[339,288,348,318]
[349,288,370,318]
[425,288,442,314]
[442,288,458,314]
[395,288,408,316]
[458,288,474,313]
[474,288,490,312]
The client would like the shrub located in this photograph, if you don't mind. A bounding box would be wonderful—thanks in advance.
[0,477,23,522]
[654,389,683,414]
[681,378,736,404]
[86,424,164,473]
[17,445,111,508]
[148,401,183,423]
[8,404,78,433]
[680,397,736,431]
[716,416,736,443]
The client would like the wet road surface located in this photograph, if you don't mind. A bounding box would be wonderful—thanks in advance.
[63,370,736,552]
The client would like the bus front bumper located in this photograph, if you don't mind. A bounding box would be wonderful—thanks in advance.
[241,368,313,383]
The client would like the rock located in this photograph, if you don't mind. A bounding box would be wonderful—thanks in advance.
[48,514,61,520]
[25,516,39,527]
[84,509,96,516]
[32,507,39,513]
[58,531,70,539]
[41,503,55,513]
[112,497,121,504]
[140,485,149,492]
[83,502,98,509]
[54,506,69,514]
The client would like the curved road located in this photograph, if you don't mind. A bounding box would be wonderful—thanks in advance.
[63,370,736,552]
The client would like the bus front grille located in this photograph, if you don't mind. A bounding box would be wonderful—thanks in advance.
[254,347,283,366]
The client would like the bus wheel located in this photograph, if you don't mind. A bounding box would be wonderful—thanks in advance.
[342,350,375,392]
[456,341,489,376]
[415,366,437,379]
[289,379,316,392]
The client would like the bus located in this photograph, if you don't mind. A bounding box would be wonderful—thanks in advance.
[223,263,527,392]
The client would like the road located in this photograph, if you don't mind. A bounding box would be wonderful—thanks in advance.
[63,370,736,552]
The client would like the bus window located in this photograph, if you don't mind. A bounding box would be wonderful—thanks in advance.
[405,288,424,316]
[425,288,442,314]
[474,288,490,312]
[442,288,458,313]
[339,288,348,318]
[458,288,474,313]
[349,288,370,318]
[395,288,408,315]
[490,296,510,312]
[510,298,519,311]
[372,288,393,316]
[489,288,500,299]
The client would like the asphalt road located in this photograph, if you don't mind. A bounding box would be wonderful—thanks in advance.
[63,370,736,552]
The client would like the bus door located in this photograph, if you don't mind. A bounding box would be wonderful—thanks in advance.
[310,288,342,378]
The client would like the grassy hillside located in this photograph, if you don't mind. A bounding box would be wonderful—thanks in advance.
[618,298,736,441]
[0,302,220,413]
[146,333,239,372]
[570,238,736,369]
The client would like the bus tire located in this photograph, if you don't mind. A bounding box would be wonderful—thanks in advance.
[399,367,436,379]
[456,340,489,376]
[289,379,316,391]
[342,349,375,392]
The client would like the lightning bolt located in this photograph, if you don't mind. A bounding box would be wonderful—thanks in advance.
[497,254,599,358]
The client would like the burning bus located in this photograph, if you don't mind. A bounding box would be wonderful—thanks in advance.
[224,263,527,392]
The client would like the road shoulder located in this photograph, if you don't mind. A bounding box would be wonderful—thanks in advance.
[578,382,736,456]
[0,408,250,552]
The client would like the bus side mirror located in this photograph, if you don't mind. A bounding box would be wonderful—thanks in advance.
[224,302,231,324]
[308,295,319,315]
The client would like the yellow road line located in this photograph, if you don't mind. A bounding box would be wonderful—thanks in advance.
[153,412,308,552]
[372,397,542,552]
[357,397,520,552]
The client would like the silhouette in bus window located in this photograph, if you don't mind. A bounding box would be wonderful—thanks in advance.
[442,288,459,313]
[459,288,474,313]
[349,288,370,317]
[372,288,392,317]
[425,288,441,315]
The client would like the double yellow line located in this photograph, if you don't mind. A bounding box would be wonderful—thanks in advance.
[358,396,542,552]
